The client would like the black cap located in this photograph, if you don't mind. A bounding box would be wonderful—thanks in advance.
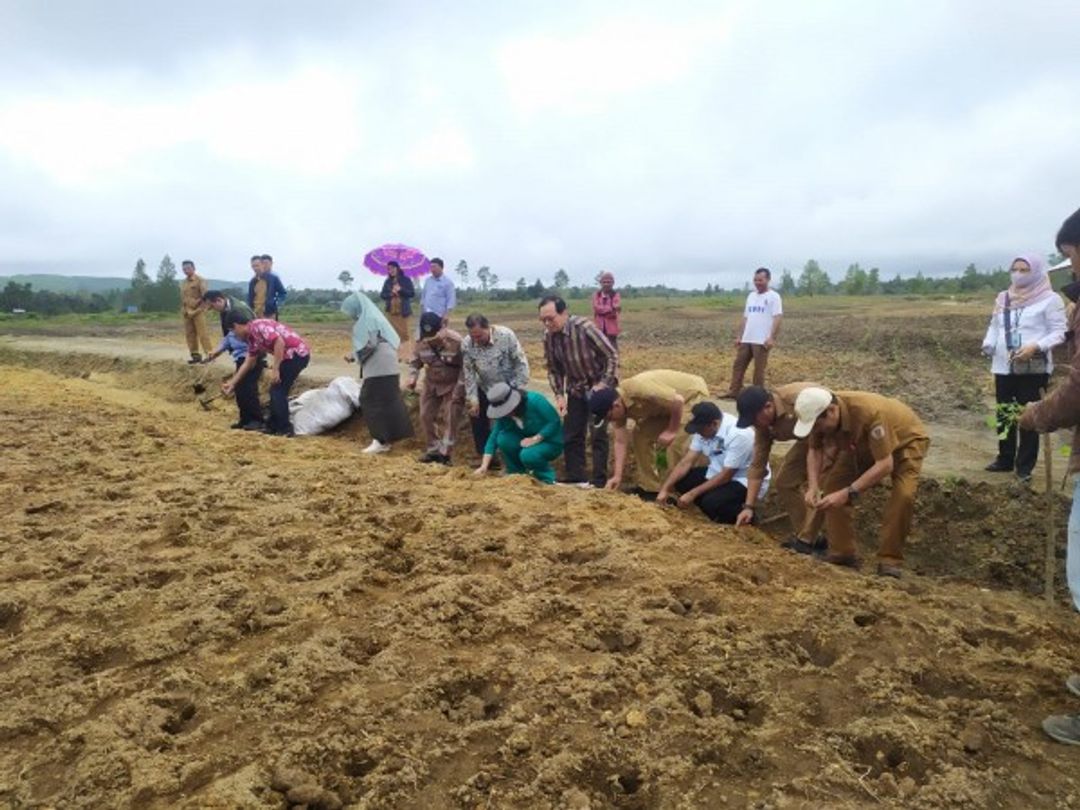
[419,311,443,337]
[587,387,619,427]
[685,401,722,434]
[735,386,770,428]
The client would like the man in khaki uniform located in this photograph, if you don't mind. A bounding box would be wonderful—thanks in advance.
[794,387,930,578]
[406,312,466,465]
[180,260,212,364]
[733,383,825,550]
[589,369,709,494]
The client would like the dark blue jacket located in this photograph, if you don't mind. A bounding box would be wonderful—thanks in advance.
[247,272,288,316]
[380,274,416,318]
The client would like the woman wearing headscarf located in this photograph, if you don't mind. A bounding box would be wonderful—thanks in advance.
[981,254,1067,481]
[473,383,563,483]
[342,292,415,454]
[379,261,416,361]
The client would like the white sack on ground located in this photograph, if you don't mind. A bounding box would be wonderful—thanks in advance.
[289,376,361,435]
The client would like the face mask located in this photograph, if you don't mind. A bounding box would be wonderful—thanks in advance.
[1011,271,1038,288]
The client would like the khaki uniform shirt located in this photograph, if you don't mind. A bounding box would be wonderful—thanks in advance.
[748,381,817,480]
[810,390,928,462]
[253,277,268,317]
[408,328,464,395]
[618,370,709,423]
[180,273,208,317]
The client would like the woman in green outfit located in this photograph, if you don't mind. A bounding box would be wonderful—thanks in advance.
[474,383,563,483]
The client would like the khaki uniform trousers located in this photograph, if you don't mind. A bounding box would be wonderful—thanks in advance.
[728,342,769,393]
[421,381,465,456]
[632,413,695,493]
[770,441,825,540]
[819,438,929,566]
[183,312,213,355]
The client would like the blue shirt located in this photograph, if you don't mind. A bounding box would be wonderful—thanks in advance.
[216,333,248,363]
[420,273,456,318]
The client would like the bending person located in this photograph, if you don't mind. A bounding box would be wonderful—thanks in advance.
[474,383,563,484]
[342,292,414,454]
[222,312,310,437]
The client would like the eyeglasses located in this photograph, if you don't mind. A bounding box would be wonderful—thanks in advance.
[539,315,557,324]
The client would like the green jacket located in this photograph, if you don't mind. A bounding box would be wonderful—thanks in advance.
[485,391,564,455]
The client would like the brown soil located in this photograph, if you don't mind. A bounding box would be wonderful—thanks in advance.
[2,345,1080,809]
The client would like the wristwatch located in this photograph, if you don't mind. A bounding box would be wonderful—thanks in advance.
[846,486,859,501]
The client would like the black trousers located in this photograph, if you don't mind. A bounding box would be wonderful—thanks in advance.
[563,392,609,486]
[674,467,748,525]
[268,355,309,435]
[994,373,1048,475]
[234,358,263,425]
[471,388,492,456]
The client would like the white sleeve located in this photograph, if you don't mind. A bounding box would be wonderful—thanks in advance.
[771,291,783,315]
[722,428,755,471]
[690,433,706,454]
[1037,295,1067,353]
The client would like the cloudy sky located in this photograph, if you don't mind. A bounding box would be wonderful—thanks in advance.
[1,0,1078,289]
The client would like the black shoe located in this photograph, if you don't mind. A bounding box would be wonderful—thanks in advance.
[241,421,265,431]
[419,451,442,463]
[230,421,245,430]
[1017,472,1033,485]
[984,460,1013,472]
[436,454,452,466]
[780,534,828,555]
[187,356,202,365]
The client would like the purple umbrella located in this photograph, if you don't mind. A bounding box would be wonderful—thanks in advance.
[363,243,431,279]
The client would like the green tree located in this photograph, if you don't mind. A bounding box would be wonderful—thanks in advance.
[959,262,981,292]
[337,270,354,290]
[455,259,469,288]
[554,268,570,289]
[476,265,491,293]
[132,258,150,290]
[779,269,796,295]
[842,263,867,295]
[867,267,881,295]
[515,277,528,298]
[797,259,831,296]
[488,272,499,290]
[527,278,545,298]
[157,254,177,284]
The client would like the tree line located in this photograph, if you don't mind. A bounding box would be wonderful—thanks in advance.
[0,255,1049,315]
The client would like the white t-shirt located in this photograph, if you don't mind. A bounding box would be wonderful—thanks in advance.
[740,289,783,345]
[689,412,769,496]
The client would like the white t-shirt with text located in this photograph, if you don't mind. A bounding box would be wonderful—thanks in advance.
[739,289,783,345]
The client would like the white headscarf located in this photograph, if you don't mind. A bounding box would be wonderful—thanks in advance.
[341,292,400,353]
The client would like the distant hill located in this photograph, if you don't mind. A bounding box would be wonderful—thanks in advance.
[0,274,246,294]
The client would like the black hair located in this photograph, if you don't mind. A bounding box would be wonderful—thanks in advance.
[225,310,252,329]
[388,261,401,271]
[250,255,261,263]
[202,290,225,302]
[1057,208,1080,250]
[538,295,567,313]
[260,254,272,262]
[430,257,444,268]
[513,393,528,417]
[182,260,195,269]
[464,313,489,329]
[754,267,771,279]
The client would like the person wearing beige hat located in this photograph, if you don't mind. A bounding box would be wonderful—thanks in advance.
[794,386,929,578]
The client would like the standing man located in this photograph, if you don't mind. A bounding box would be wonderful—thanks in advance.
[1019,207,1080,746]
[247,254,287,319]
[794,386,929,578]
[656,402,765,524]
[407,312,466,465]
[592,271,622,348]
[733,383,826,552]
[421,257,456,327]
[462,313,530,458]
[539,295,618,487]
[589,369,709,496]
[724,267,783,397]
[180,260,213,364]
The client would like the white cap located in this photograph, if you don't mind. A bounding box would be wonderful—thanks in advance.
[793,387,834,438]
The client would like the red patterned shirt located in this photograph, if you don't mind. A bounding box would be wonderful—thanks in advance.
[245,319,311,360]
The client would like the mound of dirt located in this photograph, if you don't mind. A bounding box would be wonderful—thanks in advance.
[2,362,1080,809]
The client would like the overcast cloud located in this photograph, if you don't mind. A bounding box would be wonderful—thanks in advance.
[1,0,1078,290]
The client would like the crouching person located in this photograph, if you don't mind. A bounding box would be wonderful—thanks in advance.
[203,330,264,431]
[656,402,765,524]
[474,384,563,483]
